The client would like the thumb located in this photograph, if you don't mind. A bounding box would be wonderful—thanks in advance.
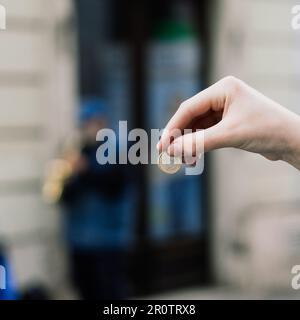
[203,121,229,152]
[167,131,204,164]
[167,121,229,158]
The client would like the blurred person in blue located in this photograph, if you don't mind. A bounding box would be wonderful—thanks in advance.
[60,99,134,300]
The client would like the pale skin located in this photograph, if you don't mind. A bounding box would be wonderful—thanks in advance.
[157,76,300,170]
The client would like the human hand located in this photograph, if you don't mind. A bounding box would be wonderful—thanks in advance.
[157,76,300,169]
[64,151,88,174]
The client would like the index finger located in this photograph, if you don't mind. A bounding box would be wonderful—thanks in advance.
[158,83,223,151]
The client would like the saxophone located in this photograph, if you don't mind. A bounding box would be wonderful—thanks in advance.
[42,134,81,204]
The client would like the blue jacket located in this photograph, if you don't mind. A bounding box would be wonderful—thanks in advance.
[61,144,135,250]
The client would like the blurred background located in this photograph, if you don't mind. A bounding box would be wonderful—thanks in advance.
[0,0,300,299]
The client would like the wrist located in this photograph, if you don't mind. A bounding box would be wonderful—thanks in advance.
[282,112,300,170]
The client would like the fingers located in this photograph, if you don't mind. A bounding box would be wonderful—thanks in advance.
[167,121,229,160]
[158,80,226,152]
[167,131,202,165]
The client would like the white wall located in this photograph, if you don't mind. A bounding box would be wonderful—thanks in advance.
[0,0,77,297]
[210,0,300,290]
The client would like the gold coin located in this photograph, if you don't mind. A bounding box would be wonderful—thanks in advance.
[157,152,182,174]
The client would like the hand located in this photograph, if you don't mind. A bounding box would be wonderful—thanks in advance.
[157,76,300,170]
[65,152,88,174]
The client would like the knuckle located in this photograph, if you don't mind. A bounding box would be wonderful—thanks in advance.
[221,75,243,94]
[178,100,195,118]
[179,101,189,110]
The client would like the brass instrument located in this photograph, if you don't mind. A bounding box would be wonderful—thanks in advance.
[42,134,81,204]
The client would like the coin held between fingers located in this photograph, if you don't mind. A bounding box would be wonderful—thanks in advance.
[157,152,182,174]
